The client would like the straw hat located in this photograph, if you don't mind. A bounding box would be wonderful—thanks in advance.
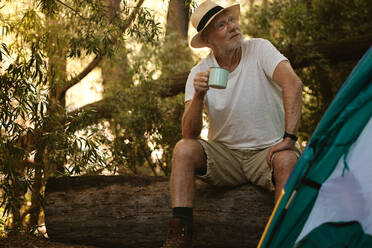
[190,0,240,48]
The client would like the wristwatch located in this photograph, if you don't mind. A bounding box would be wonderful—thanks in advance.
[283,131,298,141]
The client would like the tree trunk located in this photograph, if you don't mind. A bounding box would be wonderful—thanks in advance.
[166,0,190,40]
[101,0,131,91]
[44,175,274,248]
[158,0,192,78]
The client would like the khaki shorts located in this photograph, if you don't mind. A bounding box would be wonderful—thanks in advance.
[196,139,301,191]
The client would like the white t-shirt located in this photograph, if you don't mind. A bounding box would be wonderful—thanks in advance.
[185,38,287,149]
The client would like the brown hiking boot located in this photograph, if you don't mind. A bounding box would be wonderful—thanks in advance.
[161,218,193,248]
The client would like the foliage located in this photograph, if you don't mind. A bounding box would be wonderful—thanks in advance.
[101,33,190,176]
[240,0,372,141]
[0,0,164,233]
[104,83,184,176]
[0,42,108,232]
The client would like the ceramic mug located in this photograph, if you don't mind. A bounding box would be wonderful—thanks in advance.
[208,67,229,89]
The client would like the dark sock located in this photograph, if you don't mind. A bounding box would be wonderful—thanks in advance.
[173,207,193,228]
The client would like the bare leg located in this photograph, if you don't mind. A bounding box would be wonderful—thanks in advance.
[170,139,207,207]
[272,150,298,203]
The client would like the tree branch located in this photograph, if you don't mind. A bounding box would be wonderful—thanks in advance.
[65,97,115,133]
[59,53,105,101]
[59,0,146,102]
[55,0,87,20]
[161,34,372,97]
[283,33,372,69]
[64,33,372,130]
[121,0,145,32]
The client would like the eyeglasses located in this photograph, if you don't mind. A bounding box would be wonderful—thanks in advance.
[214,15,238,31]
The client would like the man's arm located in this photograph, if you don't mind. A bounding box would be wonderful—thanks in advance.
[273,60,303,135]
[266,60,303,166]
[182,98,204,138]
[182,70,210,139]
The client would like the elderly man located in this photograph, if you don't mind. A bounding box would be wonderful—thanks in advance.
[161,1,303,247]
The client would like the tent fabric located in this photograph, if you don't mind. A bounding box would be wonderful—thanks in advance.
[297,117,372,241]
[295,221,372,248]
[258,46,372,248]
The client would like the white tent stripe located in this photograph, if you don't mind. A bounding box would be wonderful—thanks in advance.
[297,116,372,242]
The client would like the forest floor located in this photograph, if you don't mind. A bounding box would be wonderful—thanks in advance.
[0,233,100,248]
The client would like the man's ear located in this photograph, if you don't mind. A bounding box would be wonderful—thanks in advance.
[202,36,212,48]
[201,30,211,46]
[205,39,214,49]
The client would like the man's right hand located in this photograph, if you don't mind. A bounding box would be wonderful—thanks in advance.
[194,69,210,98]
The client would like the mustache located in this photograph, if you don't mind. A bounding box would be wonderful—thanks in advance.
[229,32,241,39]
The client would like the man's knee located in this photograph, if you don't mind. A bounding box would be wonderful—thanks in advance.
[173,139,206,169]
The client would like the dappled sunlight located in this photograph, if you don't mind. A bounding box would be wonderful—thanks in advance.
[65,56,104,112]
[64,0,168,112]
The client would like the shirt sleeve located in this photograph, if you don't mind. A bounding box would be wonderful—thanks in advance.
[257,39,288,79]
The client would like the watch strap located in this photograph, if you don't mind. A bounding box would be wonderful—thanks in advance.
[283,131,298,141]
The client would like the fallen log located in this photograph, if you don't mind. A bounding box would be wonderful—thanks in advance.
[44,175,274,248]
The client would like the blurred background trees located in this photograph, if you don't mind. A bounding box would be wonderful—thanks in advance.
[0,0,371,235]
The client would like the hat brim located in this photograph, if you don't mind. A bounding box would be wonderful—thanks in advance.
[190,4,240,48]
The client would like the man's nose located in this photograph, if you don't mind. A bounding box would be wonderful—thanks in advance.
[228,24,237,33]
[227,20,238,32]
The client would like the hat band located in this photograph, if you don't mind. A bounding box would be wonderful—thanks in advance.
[197,5,224,32]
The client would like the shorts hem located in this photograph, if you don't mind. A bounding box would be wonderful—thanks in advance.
[196,139,221,186]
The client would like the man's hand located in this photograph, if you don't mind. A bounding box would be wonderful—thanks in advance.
[194,69,210,98]
[266,138,296,168]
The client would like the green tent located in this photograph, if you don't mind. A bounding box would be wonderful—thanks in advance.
[258,46,372,248]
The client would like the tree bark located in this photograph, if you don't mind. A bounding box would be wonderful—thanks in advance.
[161,0,192,77]
[283,34,372,69]
[166,0,190,40]
[44,175,274,248]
